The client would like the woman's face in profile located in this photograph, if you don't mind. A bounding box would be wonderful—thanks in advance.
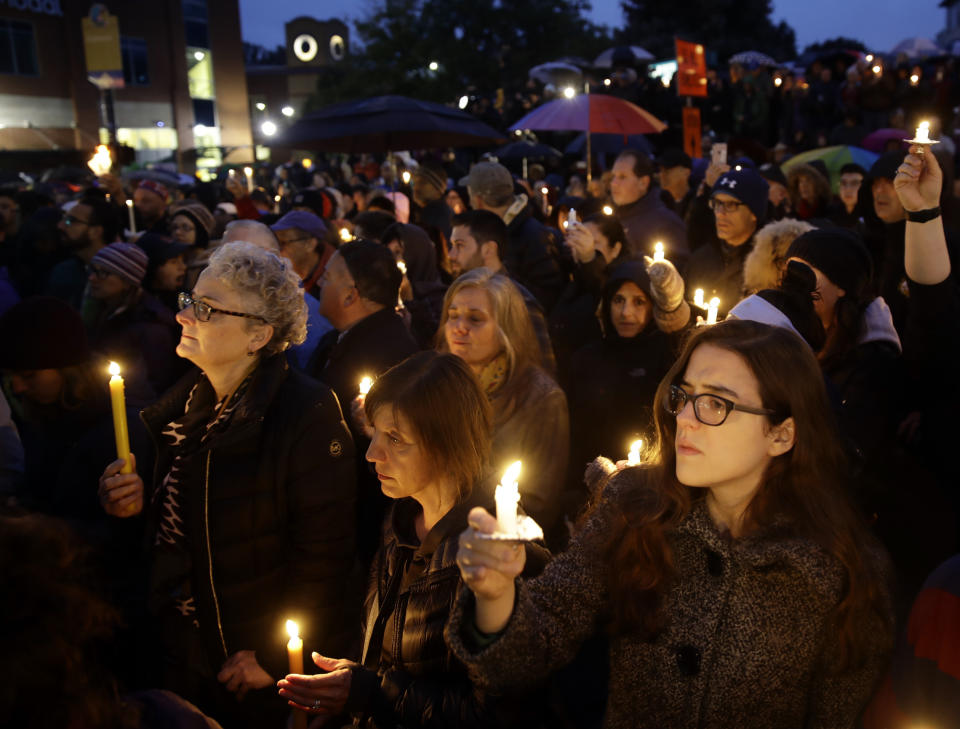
[366,406,435,501]
[444,287,501,370]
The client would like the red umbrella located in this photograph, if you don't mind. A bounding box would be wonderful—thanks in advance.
[861,128,909,154]
[509,94,666,181]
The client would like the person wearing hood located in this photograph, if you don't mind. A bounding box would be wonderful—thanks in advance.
[564,257,691,520]
[685,166,770,315]
[460,161,564,312]
[787,164,832,221]
[138,232,190,315]
[610,149,689,269]
[742,218,816,294]
[381,221,447,348]
[826,163,868,231]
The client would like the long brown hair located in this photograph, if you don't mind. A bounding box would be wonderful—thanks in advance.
[603,320,887,666]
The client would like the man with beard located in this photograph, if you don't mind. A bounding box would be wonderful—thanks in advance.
[45,197,118,309]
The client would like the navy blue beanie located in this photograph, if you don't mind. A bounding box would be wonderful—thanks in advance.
[712,167,769,224]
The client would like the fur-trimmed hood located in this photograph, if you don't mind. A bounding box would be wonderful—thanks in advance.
[742,218,815,293]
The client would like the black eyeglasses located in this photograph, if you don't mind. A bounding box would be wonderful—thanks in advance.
[708,198,748,214]
[63,214,91,227]
[177,292,267,323]
[663,384,778,427]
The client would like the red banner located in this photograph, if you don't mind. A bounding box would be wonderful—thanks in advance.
[683,107,702,159]
[676,39,707,98]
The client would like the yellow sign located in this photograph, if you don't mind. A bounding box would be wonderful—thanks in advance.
[82,6,123,88]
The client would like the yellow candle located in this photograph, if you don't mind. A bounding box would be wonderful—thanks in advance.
[706,297,720,325]
[108,362,133,474]
[286,620,307,729]
[627,439,643,466]
[653,242,665,262]
[495,461,522,534]
[125,199,136,234]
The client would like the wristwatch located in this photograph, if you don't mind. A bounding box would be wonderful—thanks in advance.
[906,206,941,223]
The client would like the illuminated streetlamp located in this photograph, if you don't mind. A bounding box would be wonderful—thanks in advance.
[261,120,277,136]
[281,105,294,117]
[428,60,439,71]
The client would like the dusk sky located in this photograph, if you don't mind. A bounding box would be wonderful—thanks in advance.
[239,0,947,55]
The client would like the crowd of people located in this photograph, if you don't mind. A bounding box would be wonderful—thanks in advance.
[1,79,959,728]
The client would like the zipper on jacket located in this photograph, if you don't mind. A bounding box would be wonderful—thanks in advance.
[204,451,228,660]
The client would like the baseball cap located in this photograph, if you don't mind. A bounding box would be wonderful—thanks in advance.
[270,210,328,240]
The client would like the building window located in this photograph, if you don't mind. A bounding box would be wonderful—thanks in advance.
[182,0,209,50]
[192,98,216,128]
[0,19,39,76]
[121,37,150,86]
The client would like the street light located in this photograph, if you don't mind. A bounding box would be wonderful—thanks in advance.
[261,120,277,136]
[428,61,439,71]
[255,102,266,111]
[281,105,294,117]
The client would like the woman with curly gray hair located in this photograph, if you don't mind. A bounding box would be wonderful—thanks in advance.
[98,241,359,729]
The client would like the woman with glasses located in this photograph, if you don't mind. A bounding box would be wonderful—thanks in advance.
[97,241,358,729]
[168,200,216,289]
[450,319,894,729]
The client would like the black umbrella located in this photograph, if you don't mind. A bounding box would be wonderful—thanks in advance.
[279,95,506,153]
[493,140,563,162]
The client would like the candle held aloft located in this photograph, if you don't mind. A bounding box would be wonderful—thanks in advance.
[88,144,112,176]
[495,461,522,534]
[627,439,643,466]
[358,376,373,397]
[653,242,665,262]
[125,199,136,234]
[706,297,720,325]
[694,289,705,309]
[108,362,133,475]
[244,166,254,193]
[905,120,939,153]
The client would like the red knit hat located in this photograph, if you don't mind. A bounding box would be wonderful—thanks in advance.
[137,179,169,201]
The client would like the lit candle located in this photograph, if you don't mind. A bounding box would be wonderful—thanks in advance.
[706,297,720,325]
[87,144,112,176]
[916,122,930,144]
[358,376,373,397]
[602,205,614,215]
[495,461,522,534]
[286,619,306,729]
[653,242,665,262]
[694,289,705,309]
[540,186,548,195]
[627,439,643,466]
[108,362,133,475]
[125,199,136,234]
[244,166,254,193]
[339,227,352,242]
[401,170,411,185]
[397,260,407,276]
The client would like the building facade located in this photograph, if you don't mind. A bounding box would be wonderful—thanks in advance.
[0,0,254,173]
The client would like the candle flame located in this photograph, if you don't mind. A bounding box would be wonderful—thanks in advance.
[709,297,720,307]
[359,376,373,396]
[627,439,643,465]
[397,260,407,275]
[503,460,522,485]
[88,144,112,176]
[301,158,313,169]
[540,186,548,195]
[108,361,121,376]
[602,205,614,215]
[339,227,352,242]
[285,619,300,639]
[401,170,411,184]
[125,199,133,208]
[243,166,253,176]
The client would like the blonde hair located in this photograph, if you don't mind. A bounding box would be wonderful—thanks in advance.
[436,268,542,380]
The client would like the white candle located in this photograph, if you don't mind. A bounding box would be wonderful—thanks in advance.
[244,166,254,193]
[125,199,136,234]
[495,461,522,534]
[653,242,665,262]
[694,289,705,309]
[358,376,373,397]
[627,439,643,466]
[915,121,930,143]
[706,297,720,325]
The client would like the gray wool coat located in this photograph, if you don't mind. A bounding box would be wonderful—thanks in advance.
[445,477,894,729]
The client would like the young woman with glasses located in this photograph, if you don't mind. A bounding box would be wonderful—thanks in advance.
[450,319,894,729]
[97,241,358,729]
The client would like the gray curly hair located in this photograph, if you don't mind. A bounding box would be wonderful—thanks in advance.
[206,241,307,356]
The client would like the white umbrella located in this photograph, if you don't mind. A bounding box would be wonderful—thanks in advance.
[529,61,583,85]
[593,45,655,68]
[891,37,944,58]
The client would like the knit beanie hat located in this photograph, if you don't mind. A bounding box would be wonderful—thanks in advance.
[785,227,873,296]
[137,179,169,202]
[169,201,215,247]
[91,242,148,286]
[712,167,770,223]
[0,296,90,369]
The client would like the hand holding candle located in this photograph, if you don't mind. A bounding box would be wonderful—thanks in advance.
[905,120,939,155]
[108,362,132,475]
[286,620,307,729]
[495,461,522,535]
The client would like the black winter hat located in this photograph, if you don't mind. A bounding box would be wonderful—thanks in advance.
[0,296,91,370]
[868,151,906,182]
[785,227,873,296]
[712,167,770,223]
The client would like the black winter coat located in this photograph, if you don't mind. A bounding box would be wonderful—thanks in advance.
[504,205,565,312]
[615,187,689,269]
[141,355,358,678]
[346,486,549,729]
